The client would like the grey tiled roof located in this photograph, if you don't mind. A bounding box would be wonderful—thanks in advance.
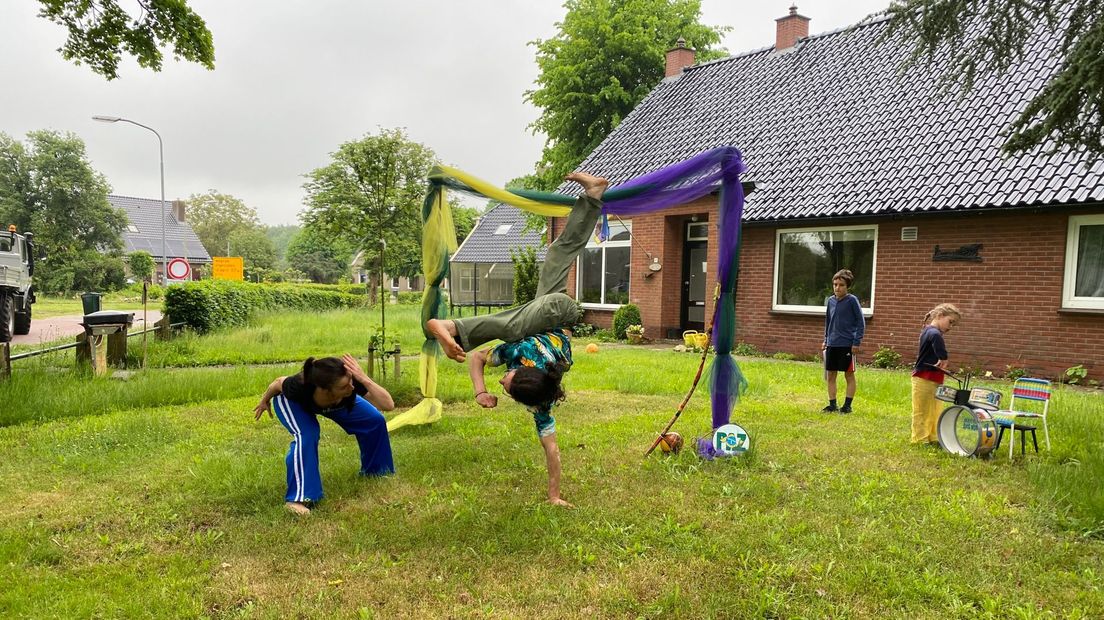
[451,203,547,263]
[572,15,1104,221]
[108,195,212,262]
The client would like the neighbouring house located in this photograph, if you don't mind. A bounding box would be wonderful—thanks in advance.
[555,7,1104,380]
[350,250,423,294]
[451,203,546,313]
[109,195,211,281]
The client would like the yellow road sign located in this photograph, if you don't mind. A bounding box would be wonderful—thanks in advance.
[213,256,244,281]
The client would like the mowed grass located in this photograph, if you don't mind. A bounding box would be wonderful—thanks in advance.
[1,311,1102,617]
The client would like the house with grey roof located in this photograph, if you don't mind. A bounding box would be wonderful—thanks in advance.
[557,6,1104,379]
[109,195,211,280]
[450,202,547,312]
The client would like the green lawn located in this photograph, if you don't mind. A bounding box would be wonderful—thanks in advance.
[1,308,1102,618]
[31,293,155,318]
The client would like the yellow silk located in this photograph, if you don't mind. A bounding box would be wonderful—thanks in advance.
[433,165,572,217]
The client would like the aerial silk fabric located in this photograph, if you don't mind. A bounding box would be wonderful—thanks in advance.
[387,146,749,434]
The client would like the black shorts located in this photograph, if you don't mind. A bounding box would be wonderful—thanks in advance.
[824,346,855,372]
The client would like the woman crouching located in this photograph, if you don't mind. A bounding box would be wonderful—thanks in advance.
[254,354,395,515]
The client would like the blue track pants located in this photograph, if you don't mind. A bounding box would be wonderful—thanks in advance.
[272,394,394,502]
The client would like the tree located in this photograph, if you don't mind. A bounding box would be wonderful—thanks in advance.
[228,227,278,274]
[451,203,480,247]
[301,128,437,294]
[526,0,728,188]
[186,190,261,259]
[0,130,127,293]
[882,0,1104,156]
[285,224,352,284]
[265,224,301,264]
[511,246,540,306]
[35,0,215,80]
[127,250,156,282]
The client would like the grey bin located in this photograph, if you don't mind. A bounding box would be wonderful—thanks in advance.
[81,292,103,315]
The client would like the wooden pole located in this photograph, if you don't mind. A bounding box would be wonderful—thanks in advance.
[0,342,10,380]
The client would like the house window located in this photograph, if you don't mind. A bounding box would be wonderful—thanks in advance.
[687,222,708,241]
[459,268,474,293]
[773,225,877,313]
[494,224,512,235]
[127,224,140,233]
[1063,214,1104,310]
[577,220,631,307]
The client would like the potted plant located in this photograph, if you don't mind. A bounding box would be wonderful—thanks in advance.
[626,324,645,344]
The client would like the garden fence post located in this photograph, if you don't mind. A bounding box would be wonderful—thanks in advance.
[0,342,10,380]
[108,326,129,368]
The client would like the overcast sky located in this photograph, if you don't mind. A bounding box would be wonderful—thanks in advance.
[2,0,889,225]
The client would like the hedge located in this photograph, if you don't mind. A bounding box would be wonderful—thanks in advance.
[164,280,365,333]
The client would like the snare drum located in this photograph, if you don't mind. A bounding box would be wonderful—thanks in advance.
[967,388,1002,411]
[937,405,998,458]
[935,385,958,403]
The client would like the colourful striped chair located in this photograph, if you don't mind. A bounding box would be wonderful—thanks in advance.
[994,378,1052,458]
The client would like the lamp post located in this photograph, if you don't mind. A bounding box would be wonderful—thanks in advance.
[92,115,167,283]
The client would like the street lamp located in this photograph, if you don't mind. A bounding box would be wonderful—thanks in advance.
[92,115,167,283]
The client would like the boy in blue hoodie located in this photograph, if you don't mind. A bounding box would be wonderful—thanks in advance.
[822,269,865,413]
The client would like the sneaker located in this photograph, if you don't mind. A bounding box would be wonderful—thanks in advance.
[284,501,312,516]
[839,405,852,414]
[821,405,838,413]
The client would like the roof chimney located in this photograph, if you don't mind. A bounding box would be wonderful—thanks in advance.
[665,37,696,77]
[171,199,186,222]
[775,4,810,50]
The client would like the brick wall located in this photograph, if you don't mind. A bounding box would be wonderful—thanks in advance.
[560,205,1104,380]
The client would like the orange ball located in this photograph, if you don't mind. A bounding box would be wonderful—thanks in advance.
[659,432,683,454]
[585,343,599,354]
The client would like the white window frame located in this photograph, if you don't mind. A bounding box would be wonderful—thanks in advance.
[772,224,878,316]
[1062,214,1104,310]
[458,266,474,293]
[577,220,632,309]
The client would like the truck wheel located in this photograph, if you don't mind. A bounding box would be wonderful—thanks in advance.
[0,292,13,343]
[14,304,31,335]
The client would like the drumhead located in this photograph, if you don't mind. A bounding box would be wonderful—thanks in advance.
[937,405,982,457]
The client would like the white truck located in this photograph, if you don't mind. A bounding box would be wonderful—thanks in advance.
[0,226,39,342]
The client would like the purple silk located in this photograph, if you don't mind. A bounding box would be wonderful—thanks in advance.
[603,147,748,429]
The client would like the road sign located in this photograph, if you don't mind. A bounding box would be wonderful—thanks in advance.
[212,256,244,281]
[166,257,191,283]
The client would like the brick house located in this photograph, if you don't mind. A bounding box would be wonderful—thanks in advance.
[450,203,546,313]
[554,7,1104,380]
[109,195,211,281]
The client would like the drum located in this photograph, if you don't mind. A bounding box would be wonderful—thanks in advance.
[967,388,1002,411]
[934,385,958,403]
[937,406,998,458]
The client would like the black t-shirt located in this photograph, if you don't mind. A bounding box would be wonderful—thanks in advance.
[281,374,368,415]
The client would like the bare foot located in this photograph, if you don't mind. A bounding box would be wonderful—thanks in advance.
[547,497,575,508]
[284,501,311,516]
[565,172,609,199]
[426,318,466,362]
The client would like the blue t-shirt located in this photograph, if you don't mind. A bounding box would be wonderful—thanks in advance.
[488,329,573,437]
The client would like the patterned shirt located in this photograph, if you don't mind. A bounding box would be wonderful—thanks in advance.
[488,329,573,437]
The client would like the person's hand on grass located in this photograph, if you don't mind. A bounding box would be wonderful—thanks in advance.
[475,392,498,408]
[253,400,272,420]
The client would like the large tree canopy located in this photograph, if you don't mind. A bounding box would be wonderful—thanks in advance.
[0,130,128,292]
[284,224,353,285]
[883,0,1104,156]
[525,0,728,188]
[186,190,261,259]
[36,0,215,80]
[301,128,437,282]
